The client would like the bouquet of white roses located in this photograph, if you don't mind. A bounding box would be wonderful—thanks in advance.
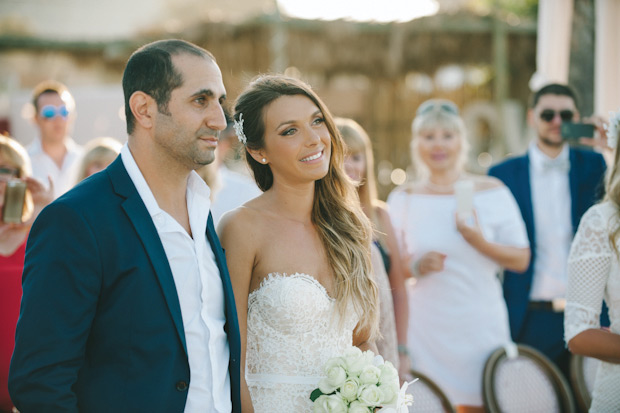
[310,347,414,413]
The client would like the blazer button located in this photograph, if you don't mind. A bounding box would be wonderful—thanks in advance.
[176,381,188,392]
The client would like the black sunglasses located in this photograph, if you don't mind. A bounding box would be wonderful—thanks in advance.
[539,109,574,122]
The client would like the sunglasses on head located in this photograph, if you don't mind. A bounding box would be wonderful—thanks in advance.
[539,109,574,122]
[416,100,460,117]
[0,166,19,177]
[40,104,69,119]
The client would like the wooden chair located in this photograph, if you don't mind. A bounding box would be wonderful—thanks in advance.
[406,368,456,413]
[570,353,600,412]
[482,343,576,413]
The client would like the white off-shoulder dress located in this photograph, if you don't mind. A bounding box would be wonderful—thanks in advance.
[387,186,529,406]
[565,201,620,412]
[245,273,358,412]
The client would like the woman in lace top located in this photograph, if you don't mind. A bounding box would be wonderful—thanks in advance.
[217,75,380,412]
[337,117,411,379]
[565,116,620,412]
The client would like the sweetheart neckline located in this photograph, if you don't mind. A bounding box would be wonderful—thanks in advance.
[248,272,335,302]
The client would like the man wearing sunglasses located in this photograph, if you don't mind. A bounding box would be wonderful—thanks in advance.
[27,80,82,199]
[488,83,607,381]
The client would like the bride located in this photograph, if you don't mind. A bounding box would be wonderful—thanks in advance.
[217,75,380,412]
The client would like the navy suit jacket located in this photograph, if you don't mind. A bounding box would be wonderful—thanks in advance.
[9,157,241,412]
[488,147,606,340]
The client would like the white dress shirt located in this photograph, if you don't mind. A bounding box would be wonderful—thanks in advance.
[27,136,82,199]
[528,142,573,301]
[121,144,231,412]
[210,165,261,226]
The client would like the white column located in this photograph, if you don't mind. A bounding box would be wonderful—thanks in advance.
[529,0,574,91]
[595,0,620,116]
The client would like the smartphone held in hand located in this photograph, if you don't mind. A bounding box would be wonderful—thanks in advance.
[2,179,27,223]
[454,180,474,220]
[561,122,595,140]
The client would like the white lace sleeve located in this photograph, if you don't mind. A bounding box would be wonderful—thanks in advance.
[564,206,613,344]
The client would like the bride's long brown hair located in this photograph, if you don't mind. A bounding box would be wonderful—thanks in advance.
[234,75,379,339]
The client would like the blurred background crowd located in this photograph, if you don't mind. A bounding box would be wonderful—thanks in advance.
[1,1,620,412]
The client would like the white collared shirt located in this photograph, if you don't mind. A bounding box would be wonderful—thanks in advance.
[528,142,573,301]
[27,136,82,199]
[121,144,231,412]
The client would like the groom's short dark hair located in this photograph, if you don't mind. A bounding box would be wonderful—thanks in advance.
[122,39,216,134]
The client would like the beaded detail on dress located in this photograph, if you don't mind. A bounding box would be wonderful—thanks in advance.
[246,273,358,412]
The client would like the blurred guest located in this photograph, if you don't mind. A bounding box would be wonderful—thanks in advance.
[0,135,52,412]
[387,99,530,413]
[28,80,82,198]
[197,114,261,225]
[489,83,607,378]
[75,136,123,183]
[565,111,620,412]
[336,117,410,378]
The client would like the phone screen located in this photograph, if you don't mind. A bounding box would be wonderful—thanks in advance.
[561,122,595,139]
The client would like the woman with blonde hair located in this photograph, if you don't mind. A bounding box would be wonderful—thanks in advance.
[564,112,620,412]
[218,75,379,412]
[0,135,52,412]
[336,117,411,379]
[387,99,530,413]
[75,136,122,183]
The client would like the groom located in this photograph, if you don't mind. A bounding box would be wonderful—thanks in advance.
[9,40,241,412]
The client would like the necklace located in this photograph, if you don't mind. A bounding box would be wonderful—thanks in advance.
[423,176,461,193]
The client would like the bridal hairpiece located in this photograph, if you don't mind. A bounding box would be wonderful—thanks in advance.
[605,109,620,149]
[233,113,247,145]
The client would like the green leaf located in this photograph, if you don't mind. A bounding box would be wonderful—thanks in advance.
[310,388,324,402]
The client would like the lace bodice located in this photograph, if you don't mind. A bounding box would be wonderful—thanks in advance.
[246,273,359,412]
[565,202,620,412]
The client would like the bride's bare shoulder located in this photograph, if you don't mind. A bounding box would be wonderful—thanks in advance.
[217,197,269,241]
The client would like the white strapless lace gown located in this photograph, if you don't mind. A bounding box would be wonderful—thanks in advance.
[246,273,359,412]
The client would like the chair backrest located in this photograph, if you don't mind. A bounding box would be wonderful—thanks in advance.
[406,369,456,413]
[482,344,576,413]
[570,353,600,412]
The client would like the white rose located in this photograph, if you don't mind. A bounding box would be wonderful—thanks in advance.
[340,377,360,402]
[359,365,381,385]
[318,357,348,393]
[349,401,373,413]
[358,384,384,407]
[313,394,348,413]
[378,381,399,405]
[343,347,364,374]
[379,361,399,385]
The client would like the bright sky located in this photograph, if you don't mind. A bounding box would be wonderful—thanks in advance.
[277,0,439,23]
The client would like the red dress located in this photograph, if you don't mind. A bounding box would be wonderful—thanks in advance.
[0,240,25,412]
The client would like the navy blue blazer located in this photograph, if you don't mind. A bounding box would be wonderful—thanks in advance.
[488,147,606,339]
[9,157,241,412]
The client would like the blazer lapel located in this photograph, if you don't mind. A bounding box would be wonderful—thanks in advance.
[107,157,188,355]
[568,148,580,233]
[205,213,239,338]
[517,155,536,249]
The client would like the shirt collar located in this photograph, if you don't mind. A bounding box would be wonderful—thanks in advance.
[528,141,569,172]
[120,144,212,221]
[29,136,79,156]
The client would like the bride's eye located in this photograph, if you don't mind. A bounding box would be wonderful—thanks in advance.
[281,127,297,136]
